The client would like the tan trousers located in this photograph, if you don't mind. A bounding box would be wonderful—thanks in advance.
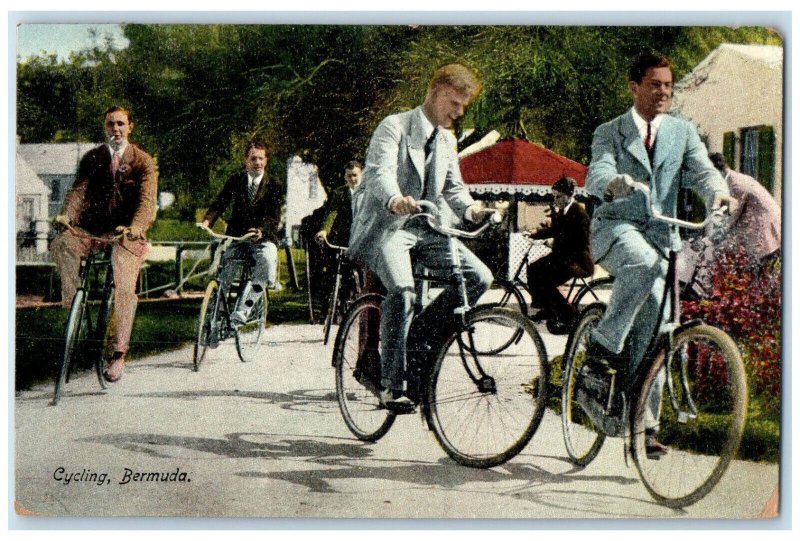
[51,229,148,355]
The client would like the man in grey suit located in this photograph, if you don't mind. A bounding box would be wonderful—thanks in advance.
[585,53,737,457]
[349,63,494,410]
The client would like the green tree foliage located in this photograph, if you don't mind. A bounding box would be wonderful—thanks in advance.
[17,24,782,216]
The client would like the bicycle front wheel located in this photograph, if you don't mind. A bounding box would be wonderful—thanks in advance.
[561,303,607,466]
[53,289,86,405]
[92,284,115,390]
[427,307,549,468]
[236,289,268,362]
[334,294,395,441]
[193,280,220,371]
[631,324,747,508]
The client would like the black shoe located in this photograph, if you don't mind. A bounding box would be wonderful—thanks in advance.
[379,389,416,414]
[530,309,549,322]
[645,429,669,460]
[584,340,625,373]
[546,317,575,335]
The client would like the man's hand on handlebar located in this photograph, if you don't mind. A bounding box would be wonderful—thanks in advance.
[54,214,72,228]
[388,195,419,216]
[114,224,145,240]
[246,228,264,242]
[604,174,650,201]
[712,194,738,215]
[470,207,500,223]
[314,230,328,244]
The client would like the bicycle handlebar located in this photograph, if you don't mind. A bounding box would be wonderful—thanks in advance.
[410,200,502,240]
[650,206,728,231]
[195,223,259,242]
[320,237,349,252]
[61,223,125,244]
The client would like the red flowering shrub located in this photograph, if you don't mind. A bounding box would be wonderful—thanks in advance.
[681,246,782,410]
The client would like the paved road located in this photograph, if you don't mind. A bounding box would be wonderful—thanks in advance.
[14,323,778,519]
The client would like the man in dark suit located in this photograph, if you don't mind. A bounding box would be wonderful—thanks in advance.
[315,160,362,247]
[526,177,593,334]
[52,105,158,382]
[201,140,285,324]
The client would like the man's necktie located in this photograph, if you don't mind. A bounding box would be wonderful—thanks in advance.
[248,178,259,203]
[645,122,654,162]
[422,128,439,201]
[424,127,439,159]
[110,152,121,178]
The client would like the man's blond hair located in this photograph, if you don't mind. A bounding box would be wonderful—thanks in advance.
[427,63,482,100]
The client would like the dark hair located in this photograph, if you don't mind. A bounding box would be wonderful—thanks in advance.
[244,140,270,158]
[708,152,728,173]
[552,177,576,196]
[628,53,673,84]
[104,105,132,123]
[345,160,362,171]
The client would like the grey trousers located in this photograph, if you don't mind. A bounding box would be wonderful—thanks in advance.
[367,225,493,392]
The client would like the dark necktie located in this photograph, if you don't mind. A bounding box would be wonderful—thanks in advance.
[645,122,654,162]
[248,176,259,203]
[425,127,439,159]
[422,128,439,201]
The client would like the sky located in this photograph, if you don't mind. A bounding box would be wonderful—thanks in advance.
[15,23,129,62]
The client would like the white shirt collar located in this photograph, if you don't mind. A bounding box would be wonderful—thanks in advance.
[630,108,665,139]
[248,171,264,184]
[562,200,574,214]
[108,141,128,156]
[417,106,436,140]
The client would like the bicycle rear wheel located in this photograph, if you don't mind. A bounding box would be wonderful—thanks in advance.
[470,280,527,355]
[426,307,549,468]
[235,289,268,362]
[53,290,86,405]
[334,294,395,441]
[561,303,607,466]
[571,276,614,312]
[193,280,220,371]
[631,324,747,508]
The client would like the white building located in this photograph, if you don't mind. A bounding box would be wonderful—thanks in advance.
[17,142,98,218]
[15,151,50,255]
[673,43,783,204]
[284,155,327,246]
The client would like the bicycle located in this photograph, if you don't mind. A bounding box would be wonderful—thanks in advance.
[319,237,362,346]
[333,201,550,468]
[52,225,123,405]
[560,200,747,508]
[193,224,269,370]
[476,235,613,354]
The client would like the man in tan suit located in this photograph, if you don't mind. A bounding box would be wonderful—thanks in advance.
[51,106,158,382]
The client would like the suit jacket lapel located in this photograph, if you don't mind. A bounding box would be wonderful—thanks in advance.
[620,111,652,174]
[651,115,675,171]
[408,108,427,188]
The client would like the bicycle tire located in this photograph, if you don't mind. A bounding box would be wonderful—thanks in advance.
[333,294,396,441]
[92,283,115,390]
[53,289,86,405]
[322,272,342,346]
[631,324,747,508]
[561,303,607,466]
[235,288,267,362]
[426,306,549,468]
[469,280,527,355]
[571,276,614,312]
[193,280,220,371]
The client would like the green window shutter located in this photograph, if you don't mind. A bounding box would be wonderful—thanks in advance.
[757,125,776,193]
[723,131,735,168]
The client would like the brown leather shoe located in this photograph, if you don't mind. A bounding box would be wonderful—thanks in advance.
[103,352,125,383]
